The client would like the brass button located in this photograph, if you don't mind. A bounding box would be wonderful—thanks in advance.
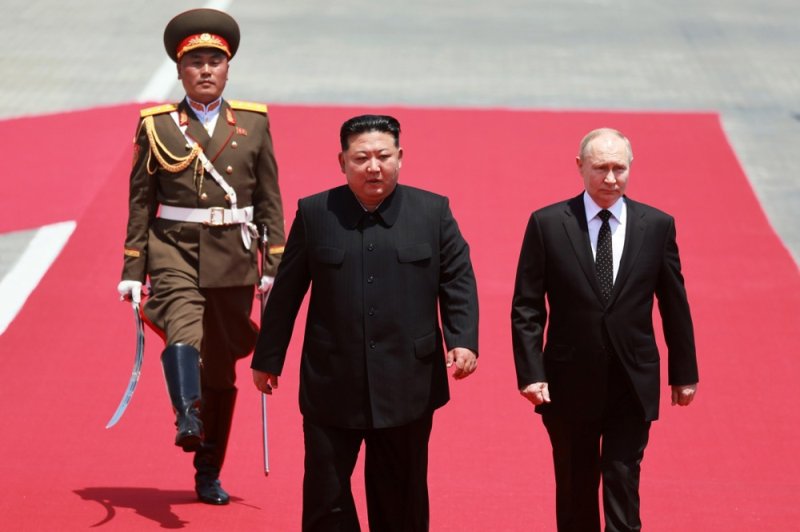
[226,165,233,174]
[231,141,238,149]
[224,194,230,201]
[200,192,208,200]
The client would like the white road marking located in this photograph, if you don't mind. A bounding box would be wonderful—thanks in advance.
[0,221,76,335]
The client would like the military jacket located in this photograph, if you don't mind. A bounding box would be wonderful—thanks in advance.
[121,98,285,287]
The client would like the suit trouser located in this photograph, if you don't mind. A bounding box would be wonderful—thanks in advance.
[144,269,258,389]
[302,414,433,532]
[543,357,651,532]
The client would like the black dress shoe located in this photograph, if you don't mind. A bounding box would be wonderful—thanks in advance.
[196,478,230,505]
[176,432,202,452]
[175,420,203,452]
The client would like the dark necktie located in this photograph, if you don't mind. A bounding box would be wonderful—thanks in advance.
[596,209,613,302]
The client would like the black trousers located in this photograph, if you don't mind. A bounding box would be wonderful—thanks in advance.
[302,414,433,532]
[543,357,651,532]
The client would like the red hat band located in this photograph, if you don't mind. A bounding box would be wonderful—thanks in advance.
[176,32,231,60]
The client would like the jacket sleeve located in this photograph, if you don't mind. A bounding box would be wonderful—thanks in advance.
[437,197,479,354]
[251,203,310,375]
[252,113,286,277]
[655,216,699,386]
[510,212,548,388]
[121,119,157,283]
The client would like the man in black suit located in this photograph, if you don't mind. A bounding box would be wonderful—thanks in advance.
[252,115,479,531]
[511,128,699,531]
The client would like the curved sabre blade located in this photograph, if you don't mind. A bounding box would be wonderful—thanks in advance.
[106,302,145,429]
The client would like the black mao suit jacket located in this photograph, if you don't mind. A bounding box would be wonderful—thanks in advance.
[511,194,698,422]
[252,184,479,429]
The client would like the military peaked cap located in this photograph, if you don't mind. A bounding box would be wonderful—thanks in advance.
[163,8,240,62]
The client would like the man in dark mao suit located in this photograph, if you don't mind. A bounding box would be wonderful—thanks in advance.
[252,115,479,531]
[117,9,285,505]
[511,128,699,531]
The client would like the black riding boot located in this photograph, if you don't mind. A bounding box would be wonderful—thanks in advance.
[194,387,237,505]
[161,344,203,451]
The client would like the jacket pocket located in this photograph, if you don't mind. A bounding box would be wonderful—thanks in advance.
[397,243,432,263]
[413,331,437,359]
[635,346,660,365]
[312,246,345,265]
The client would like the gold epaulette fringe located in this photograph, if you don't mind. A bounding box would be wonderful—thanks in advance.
[228,100,268,114]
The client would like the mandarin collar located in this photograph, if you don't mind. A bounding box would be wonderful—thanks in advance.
[184,96,223,123]
[339,185,402,229]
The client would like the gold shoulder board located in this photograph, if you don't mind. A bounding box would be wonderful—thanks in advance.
[228,100,268,114]
[140,103,178,118]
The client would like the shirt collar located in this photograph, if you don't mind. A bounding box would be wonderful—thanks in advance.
[185,96,223,121]
[583,191,625,223]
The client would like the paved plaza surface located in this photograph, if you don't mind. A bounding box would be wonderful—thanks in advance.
[2,0,798,269]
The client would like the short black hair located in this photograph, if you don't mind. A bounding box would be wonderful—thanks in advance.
[339,115,401,151]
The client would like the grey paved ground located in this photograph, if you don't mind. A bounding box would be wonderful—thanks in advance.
[2,0,798,264]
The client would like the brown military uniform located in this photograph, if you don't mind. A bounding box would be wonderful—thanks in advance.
[120,7,280,505]
[121,98,285,387]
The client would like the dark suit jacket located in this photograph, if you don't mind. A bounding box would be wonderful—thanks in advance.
[252,184,479,429]
[121,98,285,287]
[511,194,698,421]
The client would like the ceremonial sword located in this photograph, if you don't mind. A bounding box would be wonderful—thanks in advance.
[259,225,270,476]
[105,301,145,429]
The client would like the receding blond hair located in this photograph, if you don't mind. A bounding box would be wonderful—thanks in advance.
[578,128,633,163]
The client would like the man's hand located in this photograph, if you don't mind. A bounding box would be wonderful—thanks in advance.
[117,280,142,304]
[671,383,697,406]
[520,382,551,405]
[446,347,477,379]
[257,275,275,295]
[253,369,279,395]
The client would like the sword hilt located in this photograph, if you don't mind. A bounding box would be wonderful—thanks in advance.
[259,224,269,275]
[260,224,269,246]
[258,224,270,313]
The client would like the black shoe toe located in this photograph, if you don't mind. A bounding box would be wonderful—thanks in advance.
[176,431,202,452]
[196,478,230,505]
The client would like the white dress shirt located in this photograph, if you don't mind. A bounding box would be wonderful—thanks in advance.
[583,192,626,282]
[186,96,222,135]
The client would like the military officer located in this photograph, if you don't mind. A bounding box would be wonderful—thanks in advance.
[116,8,285,505]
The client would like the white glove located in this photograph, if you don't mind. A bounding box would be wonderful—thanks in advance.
[257,275,275,294]
[117,280,142,304]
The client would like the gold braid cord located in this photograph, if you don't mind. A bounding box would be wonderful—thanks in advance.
[143,115,202,174]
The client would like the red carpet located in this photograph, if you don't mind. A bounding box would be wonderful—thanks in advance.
[1,104,798,530]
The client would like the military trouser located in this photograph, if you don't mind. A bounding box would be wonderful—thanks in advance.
[144,272,258,389]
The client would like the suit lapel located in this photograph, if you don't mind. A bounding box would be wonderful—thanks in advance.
[610,197,646,303]
[562,195,606,303]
